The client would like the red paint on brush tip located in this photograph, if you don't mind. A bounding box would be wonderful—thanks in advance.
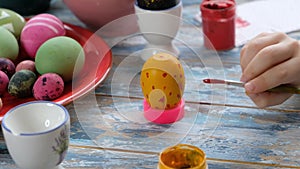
[203,79,211,83]
[203,79,226,84]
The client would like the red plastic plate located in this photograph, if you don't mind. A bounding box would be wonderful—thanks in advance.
[0,23,112,121]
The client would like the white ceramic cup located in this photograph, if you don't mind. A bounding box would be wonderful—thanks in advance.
[135,1,182,60]
[1,101,70,169]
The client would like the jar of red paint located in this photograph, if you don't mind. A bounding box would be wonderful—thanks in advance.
[200,0,236,50]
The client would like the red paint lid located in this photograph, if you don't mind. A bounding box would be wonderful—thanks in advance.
[200,0,236,19]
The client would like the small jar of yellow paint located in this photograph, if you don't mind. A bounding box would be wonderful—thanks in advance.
[158,144,208,169]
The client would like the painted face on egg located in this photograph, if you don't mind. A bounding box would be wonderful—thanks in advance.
[140,53,185,110]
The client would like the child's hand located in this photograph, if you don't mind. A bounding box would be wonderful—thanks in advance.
[240,32,300,108]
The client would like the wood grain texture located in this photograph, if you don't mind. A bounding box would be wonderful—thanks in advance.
[70,94,300,167]
[1,0,300,168]
[2,144,295,169]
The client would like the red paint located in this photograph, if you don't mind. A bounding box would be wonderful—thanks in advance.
[162,73,167,78]
[200,0,236,50]
[204,1,233,9]
[167,104,171,109]
[203,78,226,84]
[236,16,250,28]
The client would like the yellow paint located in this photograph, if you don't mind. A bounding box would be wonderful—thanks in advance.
[158,144,207,169]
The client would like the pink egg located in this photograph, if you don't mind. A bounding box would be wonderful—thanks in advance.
[16,60,36,72]
[20,14,66,58]
[0,58,15,78]
[33,73,64,100]
[0,70,9,96]
[27,13,65,26]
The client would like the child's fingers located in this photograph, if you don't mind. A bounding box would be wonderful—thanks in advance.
[240,32,288,72]
[241,39,295,82]
[244,57,300,94]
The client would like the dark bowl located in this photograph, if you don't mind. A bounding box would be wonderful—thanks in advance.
[0,0,51,16]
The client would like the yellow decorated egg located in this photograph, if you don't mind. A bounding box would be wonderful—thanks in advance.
[140,53,185,110]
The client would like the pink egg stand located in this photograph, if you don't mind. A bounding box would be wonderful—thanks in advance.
[143,98,185,124]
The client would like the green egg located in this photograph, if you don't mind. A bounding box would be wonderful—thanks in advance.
[0,26,19,60]
[8,70,37,98]
[35,36,85,82]
[0,8,26,38]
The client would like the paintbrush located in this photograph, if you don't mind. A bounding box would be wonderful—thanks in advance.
[203,78,300,94]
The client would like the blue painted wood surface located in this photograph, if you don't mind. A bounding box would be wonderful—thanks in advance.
[1,0,300,168]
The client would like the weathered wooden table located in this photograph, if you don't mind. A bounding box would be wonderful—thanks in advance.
[1,0,300,168]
